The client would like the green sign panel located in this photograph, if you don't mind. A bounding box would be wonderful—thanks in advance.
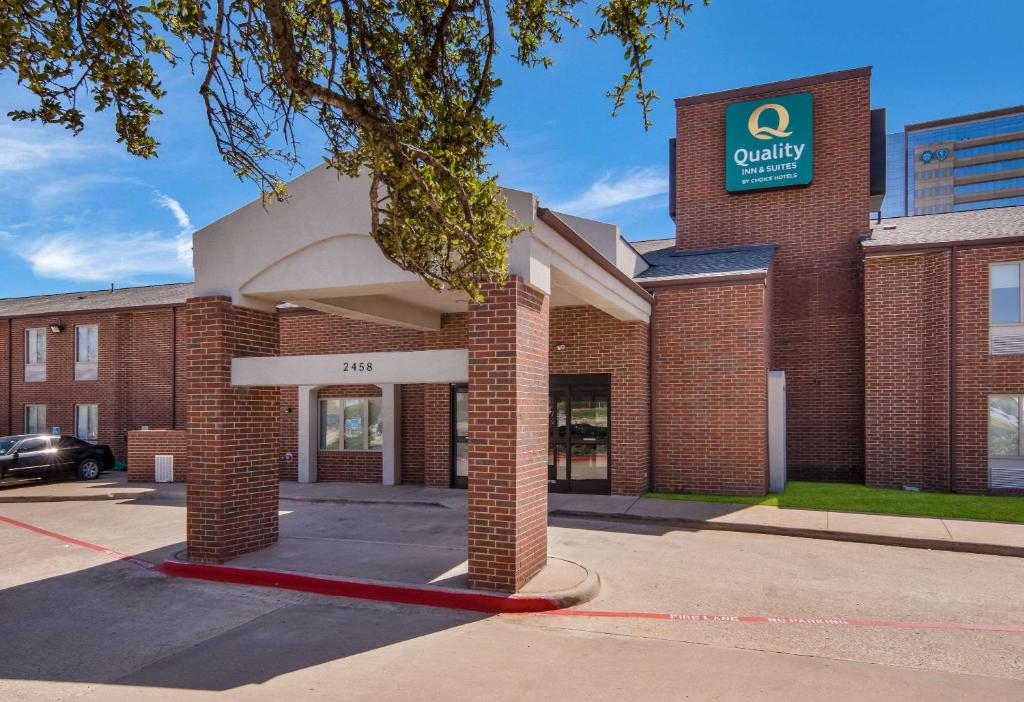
[725,92,813,192]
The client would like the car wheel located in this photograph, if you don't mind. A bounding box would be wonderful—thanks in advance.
[77,458,101,481]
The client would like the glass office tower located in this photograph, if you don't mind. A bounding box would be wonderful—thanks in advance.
[881,106,1024,218]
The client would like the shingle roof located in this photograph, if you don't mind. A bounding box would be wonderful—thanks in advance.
[635,243,777,283]
[630,237,676,256]
[863,206,1024,248]
[0,282,194,318]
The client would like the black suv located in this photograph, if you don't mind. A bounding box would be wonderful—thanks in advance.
[0,435,114,482]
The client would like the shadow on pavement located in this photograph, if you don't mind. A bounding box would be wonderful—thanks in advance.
[0,533,486,692]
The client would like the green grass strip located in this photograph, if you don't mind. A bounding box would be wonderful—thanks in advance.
[645,481,1024,523]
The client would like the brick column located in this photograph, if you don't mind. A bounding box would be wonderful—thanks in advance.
[467,278,549,591]
[186,296,280,563]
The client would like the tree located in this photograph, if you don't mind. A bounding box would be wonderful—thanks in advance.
[0,0,708,298]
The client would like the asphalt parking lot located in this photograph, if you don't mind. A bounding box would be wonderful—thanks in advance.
[1,493,1023,701]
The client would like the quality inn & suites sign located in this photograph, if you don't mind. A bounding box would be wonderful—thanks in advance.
[725,92,813,192]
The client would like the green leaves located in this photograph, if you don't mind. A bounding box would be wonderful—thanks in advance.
[0,0,708,298]
[1,0,170,156]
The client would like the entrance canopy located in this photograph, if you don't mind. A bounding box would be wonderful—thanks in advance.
[193,166,652,325]
[186,165,654,592]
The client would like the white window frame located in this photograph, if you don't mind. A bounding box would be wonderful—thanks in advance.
[318,397,383,452]
[75,324,99,381]
[988,263,1024,355]
[990,262,1024,327]
[988,394,1024,457]
[988,394,1024,489]
[24,327,46,382]
[24,404,47,434]
[74,404,99,443]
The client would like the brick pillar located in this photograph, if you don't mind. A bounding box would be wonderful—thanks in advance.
[186,296,280,563]
[467,278,549,591]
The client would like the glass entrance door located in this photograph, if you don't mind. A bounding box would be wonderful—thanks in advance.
[549,374,611,494]
[451,384,469,489]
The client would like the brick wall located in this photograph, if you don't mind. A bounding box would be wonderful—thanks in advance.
[954,245,1024,494]
[865,243,1024,495]
[0,308,187,459]
[549,306,650,495]
[467,278,549,591]
[186,297,279,564]
[675,70,871,482]
[400,384,426,484]
[127,429,189,481]
[651,280,770,495]
[275,305,651,494]
[276,311,466,485]
[0,318,9,437]
[865,252,950,490]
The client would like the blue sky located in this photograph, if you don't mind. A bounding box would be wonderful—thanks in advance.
[1,0,1022,298]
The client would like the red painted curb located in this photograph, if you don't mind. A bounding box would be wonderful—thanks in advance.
[161,560,562,614]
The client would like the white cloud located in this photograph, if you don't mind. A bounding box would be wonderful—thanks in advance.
[155,192,194,234]
[7,191,196,282]
[549,167,668,216]
[154,192,195,269]
[20,230,193,282]
[30,174,138,210]
[0,124,109,173]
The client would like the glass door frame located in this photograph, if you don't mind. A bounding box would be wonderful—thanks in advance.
[549,373,612,495]
[450,384,469,489]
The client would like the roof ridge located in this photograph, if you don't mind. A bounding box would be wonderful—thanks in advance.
[0,280,193,304]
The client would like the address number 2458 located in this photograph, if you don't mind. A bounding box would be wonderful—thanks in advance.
[342,361,374,372]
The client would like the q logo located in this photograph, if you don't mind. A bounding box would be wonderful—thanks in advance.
[920,150,934,164]
[748,103,793,141]
[935,148,949,161]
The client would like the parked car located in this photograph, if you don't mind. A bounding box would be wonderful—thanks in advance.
[0,434,114,482]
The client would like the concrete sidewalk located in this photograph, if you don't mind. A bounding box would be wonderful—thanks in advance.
[4,473,1024,556]
[548,493,1024,557]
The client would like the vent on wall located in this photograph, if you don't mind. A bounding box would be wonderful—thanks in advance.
[990,327,1024,355]
[155,454,174,483]
[990,459,1024,489]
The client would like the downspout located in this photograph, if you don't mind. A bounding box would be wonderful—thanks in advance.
[647,291,657,493]
[6,320,11,435]
[171,306,178,430]
[948,246,958,493]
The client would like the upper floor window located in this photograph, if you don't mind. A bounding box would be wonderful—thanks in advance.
[25,328,46,382]
[319,397,383,451]
[990,263,1024,355]
[991,263,1022,324]
[75,324,98,380]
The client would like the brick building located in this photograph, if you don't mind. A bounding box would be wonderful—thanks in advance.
[0,284,191,464]
[6,66,1024,591]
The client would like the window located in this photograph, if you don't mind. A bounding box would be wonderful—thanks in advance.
[25,328,46,382]
[75,325,99,380]
[24,405,47,434]
[319,397,383,451]
[17,437,48,453]
[75,404,98,443]
[989,395,1024,489]
[989,395,1021,457]
[990,264,1024,354]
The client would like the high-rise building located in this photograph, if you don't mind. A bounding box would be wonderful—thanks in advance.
[881,105,1024,218]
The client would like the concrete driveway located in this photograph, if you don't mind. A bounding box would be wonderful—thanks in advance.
[1,495,1023,700]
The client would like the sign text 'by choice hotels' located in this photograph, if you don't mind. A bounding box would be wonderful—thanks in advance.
[725,92,813,192]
